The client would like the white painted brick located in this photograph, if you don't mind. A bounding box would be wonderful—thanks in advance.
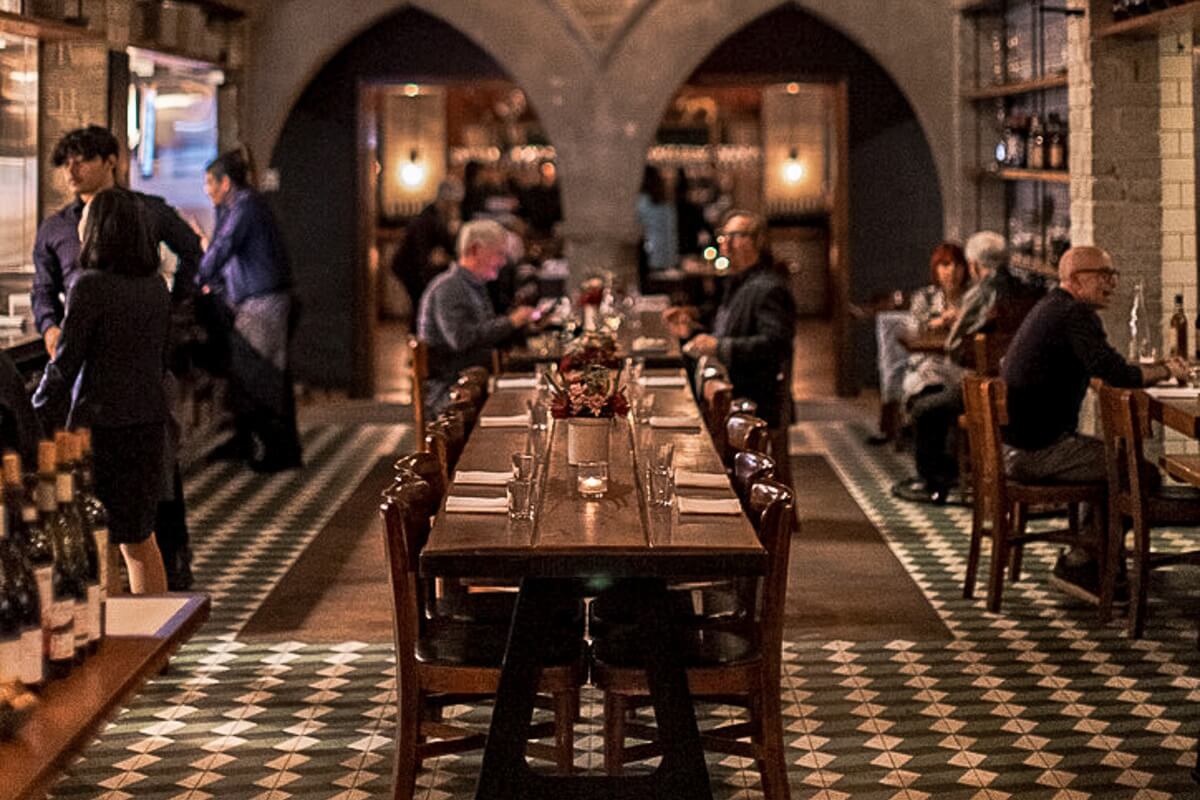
[1161,130,1182,156]
[1161,106,1192,131]
[1160,53,1192,79]
[1164,158,1194,181]
[1162,233,1183,259]
[1164,208,1194,233]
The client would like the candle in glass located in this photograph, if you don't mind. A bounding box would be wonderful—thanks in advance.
[577,461,608,498]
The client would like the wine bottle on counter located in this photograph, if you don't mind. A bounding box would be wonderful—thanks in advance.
[0,499,42,691]
[53,433,91,664]
[0,572,19,688]
[37,442,76,678]
[76,430,109,621]
[10,452,54,680]
[66,433,103,652]
[1170,294,1188,358]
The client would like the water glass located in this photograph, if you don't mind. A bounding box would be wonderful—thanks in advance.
[529,401,550,432]
[507,478,533,520]
[650,464,674,507]
[512,452,535,481]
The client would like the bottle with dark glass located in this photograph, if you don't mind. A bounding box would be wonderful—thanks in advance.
[75,429,108,646]
[53,433,90,663]
[0,499,43,691]
[10,452,52,673]
[1171,294,1188,359]
[38,441,76,678]
[1046,114,1066,171]
[67,433,103,652]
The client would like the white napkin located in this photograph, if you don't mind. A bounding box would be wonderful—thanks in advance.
[454,470,512,486]
[1145,386,1200,400]
[639,375,688,388]
[479,413,531,428]
[632,336,669,353]
[496,376,539,390]
[674,470,729,489]
[650,415,702,429]
[445,495,508,514]
[677,496,742,515]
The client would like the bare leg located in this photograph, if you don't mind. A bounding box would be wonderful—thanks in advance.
[121,536,168,594]
[106,546,126,597]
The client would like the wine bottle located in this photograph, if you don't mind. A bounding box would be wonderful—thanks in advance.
[38,442,75,679]
[11,452,52,677]
[1170,294,1188,359]
[1027,115,1045,170]
[76,429,109,633]
[0,497,43,690]
[54,433,90,663]
[0,562,20,687]
[67,433,103,652]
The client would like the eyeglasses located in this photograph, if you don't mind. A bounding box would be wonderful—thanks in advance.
[1075,268,1120,283]
[716,230,753,245]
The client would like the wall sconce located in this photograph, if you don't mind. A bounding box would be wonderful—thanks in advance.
[399,148,426,188]
[783,147,806,184]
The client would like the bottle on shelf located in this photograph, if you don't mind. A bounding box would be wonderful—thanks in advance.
[1046,114,1067,171]
[1170,294,1188,359]
[37,441,76,679]
[1027,115,1045,170]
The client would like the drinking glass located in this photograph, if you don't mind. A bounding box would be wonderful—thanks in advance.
[529,401,550,432]
[507,478,533,520]
[650,464,674,507]
[512,452,535,481]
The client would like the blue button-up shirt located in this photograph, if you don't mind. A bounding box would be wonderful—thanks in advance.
[32,193,202,334]
[197,188,292,306]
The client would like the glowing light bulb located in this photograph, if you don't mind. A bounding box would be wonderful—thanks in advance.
[783,147,805,184]
[400,149,425,188]
[715,256,730,271]
[703,246,718,261]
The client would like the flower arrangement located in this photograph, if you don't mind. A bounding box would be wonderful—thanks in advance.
[559,331,621,372]
[546,363,630,419]
[578,277,605,307]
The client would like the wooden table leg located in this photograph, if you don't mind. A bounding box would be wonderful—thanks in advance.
[474,577,714,800]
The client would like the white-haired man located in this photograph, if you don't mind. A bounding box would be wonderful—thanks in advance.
[417,219,535,415]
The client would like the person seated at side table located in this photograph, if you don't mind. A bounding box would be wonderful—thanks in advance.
[869,242,969,445]
[418,219,536,417]
[1001,245,1187,598]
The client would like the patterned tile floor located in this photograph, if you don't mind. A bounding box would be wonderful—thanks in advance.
[48,420,1200,799]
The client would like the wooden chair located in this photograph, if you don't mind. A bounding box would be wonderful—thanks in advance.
[458,365,491,392]
[381,478,584,799]
[445,392,479,434]
[957,332,1015,493]
[592,479,796,800]
[393,452,446,505]
[961,375,1109,614]
[702,379,733,458]
[725,413,770,465]
[729,397,758,417]
[1096,383,1200,637]
[732,450,776,508]
[408,337,429,452]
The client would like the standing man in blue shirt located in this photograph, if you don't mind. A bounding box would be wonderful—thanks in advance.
[197,149,302,472]
[32,125,202,591]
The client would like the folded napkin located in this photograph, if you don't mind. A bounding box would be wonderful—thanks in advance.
[454,470,511,486]
[674,470,729,489]
[632,336,670,353]
[444,495,508,514]
[479,413,531,428]
[1145,386,1200,400]
[650,415,702,429]
[639,375,688,388]
[635,294,670,312]
[677,496,743,515]
[495,376,539,390]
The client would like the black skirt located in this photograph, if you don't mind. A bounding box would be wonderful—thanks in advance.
[92,423,166,545]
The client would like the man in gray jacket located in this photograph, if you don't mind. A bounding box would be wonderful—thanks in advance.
[417,219,535,415]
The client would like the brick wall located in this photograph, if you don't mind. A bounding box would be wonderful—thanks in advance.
[37,41,110,216]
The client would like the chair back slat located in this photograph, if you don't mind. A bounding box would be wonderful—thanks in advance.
[424,419,452,491]
[703,379,733,456]
[394,451,447,505]
[380,479,431,691]
[733,450,776,508]
[1097,382,1150,521]
[446,393,479,434]
[971,332,1014,377]
[962,375,1008,529]
[408,337,429,451]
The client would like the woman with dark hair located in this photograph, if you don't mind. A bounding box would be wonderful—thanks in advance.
[33,187,170,595]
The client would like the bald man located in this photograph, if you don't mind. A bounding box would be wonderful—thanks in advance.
[1000,246,1187,595]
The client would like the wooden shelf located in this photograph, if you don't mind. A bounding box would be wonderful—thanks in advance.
[963,72,1069,100]
[126,36,226,66]
[0,10,101,41]
[1094,2,1200,39]
[980,167,1071,184]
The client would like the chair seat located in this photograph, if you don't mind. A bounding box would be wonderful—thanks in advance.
[589,584,747,637]
[1146,485,1200,525]
[593,625,758,670]
[433,592,585,633]
[416,619,584,668]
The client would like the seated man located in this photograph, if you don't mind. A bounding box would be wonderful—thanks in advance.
[1001,245,1186,596]
[664,209,796,485]
[417,219,535,416]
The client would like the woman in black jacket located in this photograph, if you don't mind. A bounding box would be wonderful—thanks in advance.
[34,187,170,595]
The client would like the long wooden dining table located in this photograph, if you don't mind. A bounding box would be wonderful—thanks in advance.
[420,369,765,799]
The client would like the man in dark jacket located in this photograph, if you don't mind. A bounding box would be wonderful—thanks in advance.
[1002,246,1187,597]
[666,209,796,484]
[32,125,199,591]
[391,178,462,311]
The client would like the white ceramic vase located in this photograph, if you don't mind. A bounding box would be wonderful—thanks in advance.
[567,417,611,465]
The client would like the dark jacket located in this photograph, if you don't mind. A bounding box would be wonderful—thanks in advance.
[391,202,455,306]
[1001,287,1143,451]
[198,188,292,306]
[710,263,796,428]
[33,271,170,430]
[32,193,201,335]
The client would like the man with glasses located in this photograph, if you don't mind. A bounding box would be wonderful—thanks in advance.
[1002,245,1186,597]
[664,209,795,484]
